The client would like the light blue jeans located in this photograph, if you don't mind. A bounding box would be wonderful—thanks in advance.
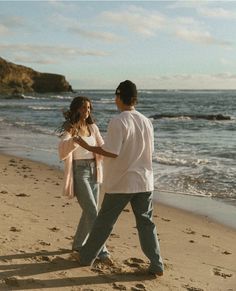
[79,192,164,273]
[72,159,109,258]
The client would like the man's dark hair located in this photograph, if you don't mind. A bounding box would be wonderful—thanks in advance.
[115,80,138,105]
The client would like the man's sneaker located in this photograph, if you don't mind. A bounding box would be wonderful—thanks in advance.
[148,268,164,277]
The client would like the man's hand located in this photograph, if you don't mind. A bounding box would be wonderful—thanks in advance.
[74,136,117,158]
[74,136,90,150]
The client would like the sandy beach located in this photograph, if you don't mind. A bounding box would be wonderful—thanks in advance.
[0,153,235,291]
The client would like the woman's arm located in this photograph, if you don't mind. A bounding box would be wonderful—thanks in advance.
[58,132,78,160]
[73,137,117,158]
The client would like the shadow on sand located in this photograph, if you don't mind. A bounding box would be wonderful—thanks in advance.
[0,249,155,290]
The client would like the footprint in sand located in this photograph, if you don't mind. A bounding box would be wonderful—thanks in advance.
[48,226,60,232]
[183,284,204,291]
[161,217,171,222]
[65,236,73,240]
[131,284,146,291]
[15,193,30,197]
[163,261,173,271]
[33,256,51,262]
[123,257,146,269]
[112,282,127,290]
[9,226,21,232]
[183,228,196,235]
[0,190,8,194]
[213,267,233,278]
[202,234,210,238]
[21,165,31,171]
[92,260,122,275]
[62,202,70,207]
[110,233,120,238]
[221,250,232,255]
[8,159,17,166]
[38,240,51,246]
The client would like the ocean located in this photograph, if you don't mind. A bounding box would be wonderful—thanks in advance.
[0,90,236,209]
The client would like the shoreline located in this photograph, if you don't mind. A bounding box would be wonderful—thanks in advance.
[1,144,235,231]
[155,191,236,231]
[0,152,235,290]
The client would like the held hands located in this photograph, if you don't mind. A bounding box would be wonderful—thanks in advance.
[73,135,116,157]
[73,136,90,150]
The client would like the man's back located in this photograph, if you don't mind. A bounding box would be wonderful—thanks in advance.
[102,110,154,194]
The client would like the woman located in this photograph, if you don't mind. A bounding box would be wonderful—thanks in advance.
[58,96,109,259]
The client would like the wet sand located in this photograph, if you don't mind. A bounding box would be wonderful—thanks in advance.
[0,153,235,290]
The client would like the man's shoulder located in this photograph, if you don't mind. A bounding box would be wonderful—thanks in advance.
[110,110,151,124]
[107,114,122,129]
[132,110,151,122]
[110,113,124,122]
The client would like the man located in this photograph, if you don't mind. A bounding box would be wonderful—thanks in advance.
[74,80,164,276]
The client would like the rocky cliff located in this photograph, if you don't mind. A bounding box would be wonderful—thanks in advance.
[0,57,73,95]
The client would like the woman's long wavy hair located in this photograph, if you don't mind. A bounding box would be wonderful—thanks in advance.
[58,96,94,136]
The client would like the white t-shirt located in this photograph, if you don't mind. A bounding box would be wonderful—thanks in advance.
[101,110,154,194]
[73,135,96,160]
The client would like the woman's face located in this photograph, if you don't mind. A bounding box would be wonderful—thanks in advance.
[78,101,91,120]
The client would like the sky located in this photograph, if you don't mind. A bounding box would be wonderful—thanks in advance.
[1,0,236,90]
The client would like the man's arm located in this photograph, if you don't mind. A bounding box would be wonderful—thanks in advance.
[74,137,118,158]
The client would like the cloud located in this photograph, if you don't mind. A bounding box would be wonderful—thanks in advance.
[0,15,25,28]
[0,24,9,35]
[47,5,233,49]
[220,58,233,66]
[174,17,198,26]
[101,5,232,48]
[49,13,122,43]
[47,0,76,10]
[0,43,109,65]
[174,27,232,47]
[12,55,57,65]
[165,11,233,48]
[140,72,236,89]
[74,72,236,90]
[212,72,236,80]
[0,15,26,35]
[101,6,166,37]
[154,73,236,81]
[68,26,123,43]
[168,1,236,20]
[164,2,234,47]
[167,0,207,10]
[48,12,77,28]
[197,7,236,19]
[154,74,195,81]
